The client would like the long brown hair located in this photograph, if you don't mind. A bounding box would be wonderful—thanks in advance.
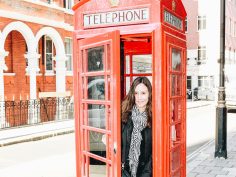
[121,77,152,127]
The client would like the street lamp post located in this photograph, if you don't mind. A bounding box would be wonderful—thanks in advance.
[215,0,227,159]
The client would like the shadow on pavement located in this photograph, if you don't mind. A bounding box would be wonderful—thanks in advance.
[187,139,210,156]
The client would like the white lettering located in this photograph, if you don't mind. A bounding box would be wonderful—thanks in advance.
[164,11,183,30]
[83,8,149,28]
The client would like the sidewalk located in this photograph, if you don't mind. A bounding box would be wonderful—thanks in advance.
[187,132,236,177]
[0,119,74,147]
[187,100,214,109]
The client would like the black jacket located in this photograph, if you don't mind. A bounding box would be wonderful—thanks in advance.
[122,117,152,177]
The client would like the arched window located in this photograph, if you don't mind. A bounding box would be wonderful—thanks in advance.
[45,35,54,73]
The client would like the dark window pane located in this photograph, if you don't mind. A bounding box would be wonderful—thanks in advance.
[46,54,53,70]
[87,47,104,72]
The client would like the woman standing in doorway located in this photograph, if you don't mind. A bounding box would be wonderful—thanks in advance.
[121,77,152,177]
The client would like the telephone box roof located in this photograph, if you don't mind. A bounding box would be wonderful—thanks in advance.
[73,0,186,18]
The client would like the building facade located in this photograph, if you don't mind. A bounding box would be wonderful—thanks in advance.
[183,0,236,101]
[0,0,77,102]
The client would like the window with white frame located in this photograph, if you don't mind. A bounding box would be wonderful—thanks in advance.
[198,76,214,88]
[197,15,206,31]
[45,36,54,72]
[198,46,206,63]
[65,38,73,71]
[64,0,74,9]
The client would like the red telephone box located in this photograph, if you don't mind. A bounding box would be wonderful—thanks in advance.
[73,0,187,177]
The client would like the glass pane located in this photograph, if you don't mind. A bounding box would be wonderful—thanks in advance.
[132,55,152,74]
[171,75,181,96]
[88,104,106,129]
[89,157,106,177]
[170,147,181,172]
[89,131,106,158]
[46,38,52,53]
[170,123,182,147]
[46,54,53,70]
[171,75,176,96]
[88,76,105,100]
[172,48,181,71]
[65,38,72,54]
[66,55,72,71]
[125,77,131,95]
[87,46,104,72]
[176,75,182,95]
[172,170,181,177]
[170,99,182,123]
[126,55,130,74]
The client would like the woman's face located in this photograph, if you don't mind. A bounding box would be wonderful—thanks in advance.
[134,83,149,112]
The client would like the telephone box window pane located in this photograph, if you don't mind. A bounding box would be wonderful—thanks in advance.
[172,170,181,177]
[170,147,181,172]
[177,75,182,95]
[87,46,104,72]
[89,156,106,177]
[88,104,106,129]
[171,75,176,96]
[170,100,182,123]
[171,75,182,96]
[172,49,181,71]
[132,55,152,74]
[133,76,152,85]
[170,123,182,147]
[126,55,130,74]
[88,76,105,100]
[126,77,131,95]
[89,131,106,158]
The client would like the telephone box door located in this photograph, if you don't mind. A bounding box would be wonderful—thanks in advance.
[77,31,121,177]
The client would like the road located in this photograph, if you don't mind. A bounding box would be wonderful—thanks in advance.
[1,102,236,177]
[0,134,76,177]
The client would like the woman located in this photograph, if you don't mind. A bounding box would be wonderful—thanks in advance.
[121,77,152,177]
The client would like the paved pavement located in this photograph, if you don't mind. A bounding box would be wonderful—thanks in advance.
[1,100,236,177]
[187,100,236,177]
[187,132,236,177]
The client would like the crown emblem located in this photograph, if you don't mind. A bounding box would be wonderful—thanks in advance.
[172,0,176,11]
[109,0,119,7]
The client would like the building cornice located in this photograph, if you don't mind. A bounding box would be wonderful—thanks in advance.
[23,0,74,15]
[0,10,74,31]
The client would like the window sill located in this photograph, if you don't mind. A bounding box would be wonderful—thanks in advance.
[66,71,73,76]
[45,72,55,76]
[4,73,16,76]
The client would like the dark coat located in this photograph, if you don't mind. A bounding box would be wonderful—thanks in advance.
[122,117,152,177]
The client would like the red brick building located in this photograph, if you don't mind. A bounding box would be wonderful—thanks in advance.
[0,0,76,102]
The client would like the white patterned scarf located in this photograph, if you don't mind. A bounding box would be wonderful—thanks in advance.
[129,105,147,177]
